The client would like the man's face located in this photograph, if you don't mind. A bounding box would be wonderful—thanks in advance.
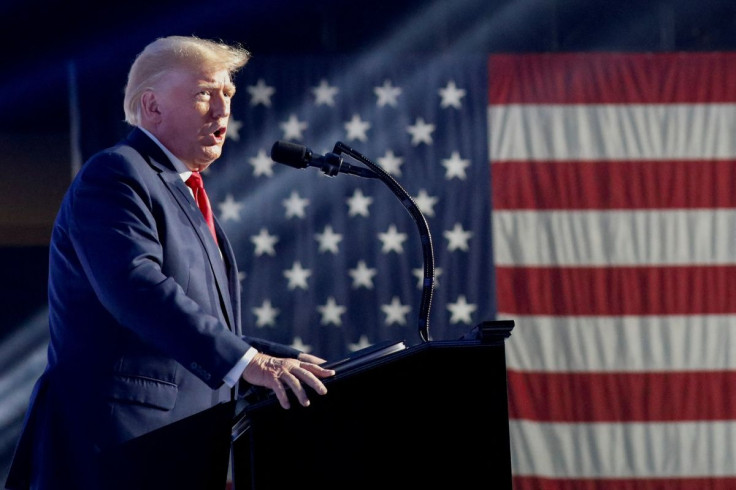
[150,66,235,171]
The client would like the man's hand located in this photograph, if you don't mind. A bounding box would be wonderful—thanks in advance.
[242,352,335,409]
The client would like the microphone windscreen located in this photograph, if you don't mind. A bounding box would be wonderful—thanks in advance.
[270,141,309,168]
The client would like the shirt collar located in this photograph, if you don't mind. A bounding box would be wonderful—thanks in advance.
[138,127,191,182]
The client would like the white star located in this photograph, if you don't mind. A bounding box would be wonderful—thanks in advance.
[377,224,408,254]
[444,223,473,252]
[374,80,402,107]
[250,149,276,177]
[442,151,471,180]
[227,117,243,142]
[447,295,477,324]
[317,296,346,326]
[252,299,279,327]
[280,114,308,140]
[283,261,312,290]
[412,266,443,289]
[315,225,343,254]
[238,271,246,284]
[407,117,435,146]
[349,260,377,289]
[377,150,404,176]
[344,114,371,142]
[282,190,310,219]
[312,79,339,106]
[290,336,312,353]
[347,335,373,352]
[381,296,411,326]
[412,189,439,218]
[247,79,276,106]
[218,194,243,222]
[346,188,373,217]
[438,80,466,109]
[251,228,279,256]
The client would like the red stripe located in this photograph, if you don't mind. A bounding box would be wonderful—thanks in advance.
[508,370,736,422]
[496,266,736,315]
[488,52,736,104]
[491,160,736,210]
[514,476,736,490]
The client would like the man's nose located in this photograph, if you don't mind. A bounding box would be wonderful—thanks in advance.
[211,94,230,118]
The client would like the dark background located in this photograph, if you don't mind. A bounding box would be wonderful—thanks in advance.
[1,0,736,483]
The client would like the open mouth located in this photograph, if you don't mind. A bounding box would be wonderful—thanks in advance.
[213,127,226,139]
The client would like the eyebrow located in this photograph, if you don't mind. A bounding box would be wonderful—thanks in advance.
[198,80,236,94]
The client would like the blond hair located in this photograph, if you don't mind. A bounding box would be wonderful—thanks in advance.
[123,36,251,126]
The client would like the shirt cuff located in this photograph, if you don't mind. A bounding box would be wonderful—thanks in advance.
[224,347,258,387]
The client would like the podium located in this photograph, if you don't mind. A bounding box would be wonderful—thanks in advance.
[231,321,514,489]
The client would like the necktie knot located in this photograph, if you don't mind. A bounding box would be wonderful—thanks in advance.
[185,171,218,245]
[186,171,204,191]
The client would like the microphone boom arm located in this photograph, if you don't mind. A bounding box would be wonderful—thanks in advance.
[313,151,380,179]
[332,141,434,343]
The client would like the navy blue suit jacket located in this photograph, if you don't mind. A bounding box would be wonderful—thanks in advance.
[6,129,298,489]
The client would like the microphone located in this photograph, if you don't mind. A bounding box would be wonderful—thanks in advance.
[270,141,378,179]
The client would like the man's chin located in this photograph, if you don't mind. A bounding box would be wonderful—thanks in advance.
[197,148,222,167]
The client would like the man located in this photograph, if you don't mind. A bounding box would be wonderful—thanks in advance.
[5,35,334,489]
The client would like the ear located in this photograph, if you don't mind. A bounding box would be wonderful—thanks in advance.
[140,90,162,124]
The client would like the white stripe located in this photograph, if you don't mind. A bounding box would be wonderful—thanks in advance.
[489,104,736,161]
[492,209,736,266]
[501,314,736,372]
[510,419,736,478]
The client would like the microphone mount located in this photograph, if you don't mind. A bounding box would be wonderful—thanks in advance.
[270,141,379,179]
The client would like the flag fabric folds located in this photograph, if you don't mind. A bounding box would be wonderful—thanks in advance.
[490,52,736,489]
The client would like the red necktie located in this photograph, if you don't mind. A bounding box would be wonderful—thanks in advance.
[185,171,218,245]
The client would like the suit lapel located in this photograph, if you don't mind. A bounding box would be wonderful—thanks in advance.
[214,217,242,336]
[125,129,237,332]
[161,170,237,332]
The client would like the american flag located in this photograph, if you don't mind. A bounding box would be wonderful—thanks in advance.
[76,51,736,487]
[207,54,495,359]
[491,52,736,488]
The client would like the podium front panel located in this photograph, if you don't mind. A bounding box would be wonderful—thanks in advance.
[231,339,513,489]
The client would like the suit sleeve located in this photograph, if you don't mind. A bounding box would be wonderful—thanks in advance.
[243,337,302,358]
